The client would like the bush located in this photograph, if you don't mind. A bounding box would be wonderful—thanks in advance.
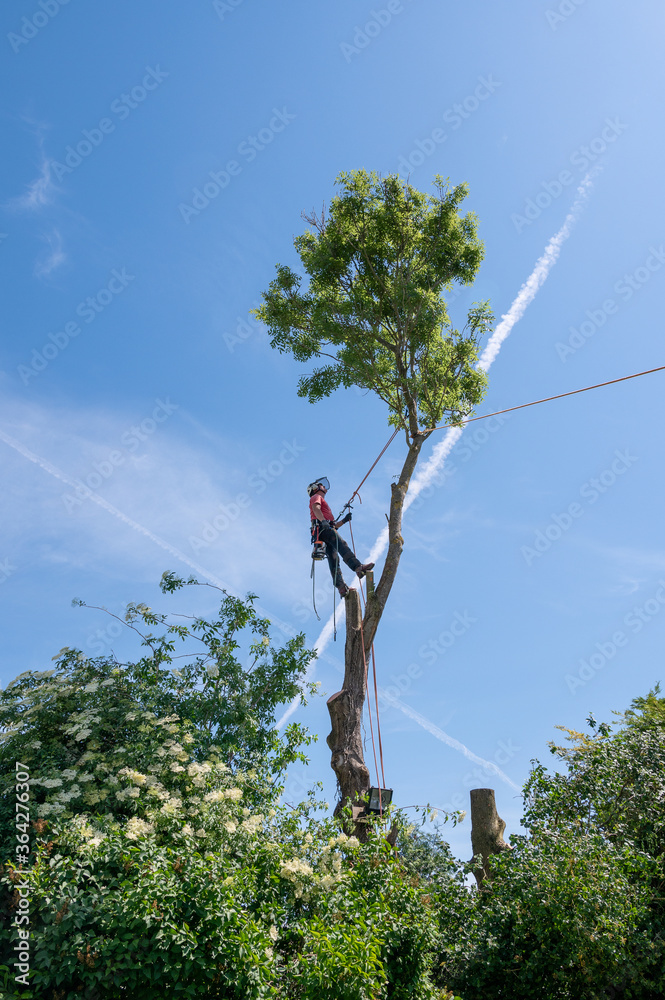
[0,580,458,999]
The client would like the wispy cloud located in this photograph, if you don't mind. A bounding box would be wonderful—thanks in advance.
[34,228,66,277]
[0,398,309,615]
[8,156,56,212]
[277,174,598,756]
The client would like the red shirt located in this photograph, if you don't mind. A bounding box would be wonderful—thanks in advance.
[309,492,334,522]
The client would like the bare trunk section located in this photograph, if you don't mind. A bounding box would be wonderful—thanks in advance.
[469,788,511,887]
[362,431,429,651]
[326,588,370,835]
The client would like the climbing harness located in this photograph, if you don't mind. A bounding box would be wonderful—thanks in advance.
[308,478,347,637]
[308,478,330,623]
[309,519,326,622]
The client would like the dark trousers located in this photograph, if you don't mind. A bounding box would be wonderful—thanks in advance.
[316,524,362,589]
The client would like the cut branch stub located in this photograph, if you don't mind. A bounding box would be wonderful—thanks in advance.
[469,787,511,887]
[326,588,370,833]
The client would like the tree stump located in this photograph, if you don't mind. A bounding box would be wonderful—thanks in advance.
[326,588,370,837]
[469,788,511,887]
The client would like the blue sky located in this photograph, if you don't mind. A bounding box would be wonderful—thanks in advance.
[2,0,664,859]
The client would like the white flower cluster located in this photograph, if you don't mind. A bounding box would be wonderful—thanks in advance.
[118,767,147,785]
[8,665,265,851]
[279,858,314,882]
[324,832,360,851]
[55,784,81,804]
[239,814,263,834]
[187,761,213,787]
[160,796,183,816]
[125,816,154,840]
[204,790,226,804]
[63,708,101,742]
[115,786,141,802]
[203,786,242,804]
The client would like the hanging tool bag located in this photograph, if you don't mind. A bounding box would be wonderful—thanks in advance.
[310,520,327,560]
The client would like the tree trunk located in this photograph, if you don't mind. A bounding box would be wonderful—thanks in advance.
[469,788,511,887]
[362,432,429,651]
[327,431,433,822]
[326,588,371,835]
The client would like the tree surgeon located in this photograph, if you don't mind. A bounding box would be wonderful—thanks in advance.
[308,477,373,598]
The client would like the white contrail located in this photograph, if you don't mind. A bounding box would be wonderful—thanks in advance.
[477,167,600,373]
[2,427,519,791]
[0,428,302,645]
[379,690,521,792]
[278,171,597,733]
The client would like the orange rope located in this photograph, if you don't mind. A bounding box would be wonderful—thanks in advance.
[359,611,382,797]
[334,362,665,809]
[432,363,665,431]
[345,428,400,507]
[345,365,665,506]
[349,519,386,806]
[369,643,386,791]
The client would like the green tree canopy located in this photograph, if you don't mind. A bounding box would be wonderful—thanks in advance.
[254,170,493,440]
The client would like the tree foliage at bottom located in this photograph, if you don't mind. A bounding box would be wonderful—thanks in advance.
[1,580,664,998]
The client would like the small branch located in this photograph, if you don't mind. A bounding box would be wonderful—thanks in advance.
[78,603,158,656]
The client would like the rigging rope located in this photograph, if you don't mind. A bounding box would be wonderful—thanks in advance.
[335,361,665,799]
[431,363,665,431]
[345,365,665,509]
[349,519,386,803]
